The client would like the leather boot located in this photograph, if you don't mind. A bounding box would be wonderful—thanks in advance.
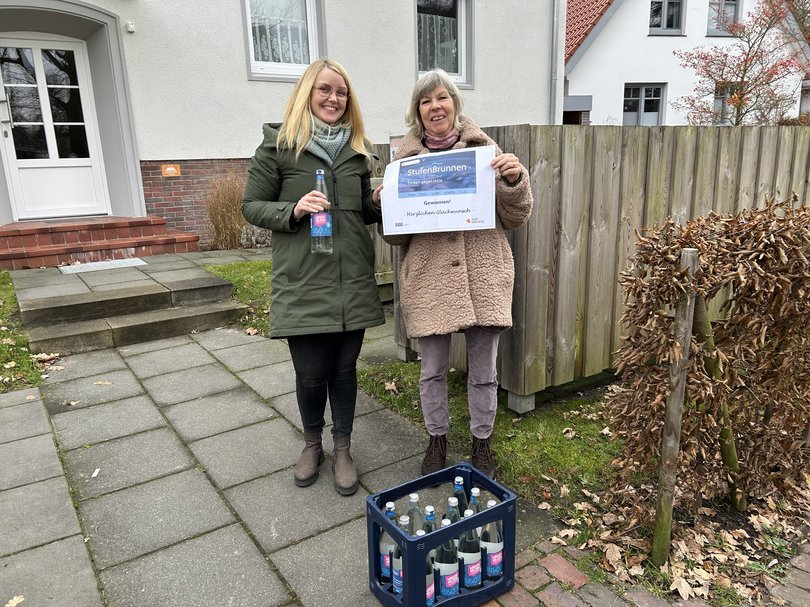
[472,435,496,478]
[420,434,447,476]
[293,431,324,487]
[332,435,359,496]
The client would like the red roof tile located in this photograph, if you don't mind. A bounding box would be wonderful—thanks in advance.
[566,0,615,63]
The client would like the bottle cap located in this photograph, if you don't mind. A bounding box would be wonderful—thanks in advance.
[316,169,325,175]
[424,505,435,515]
[399,515,410,525]
[454,476,464,485]
[463,509,474,517]
[448,497,459,507]
[486,499,497,508]
[416,529,426,536]
[471,487,480,496]
[385,501,396,511]
[409,493,419,502]
[441,518,452,527]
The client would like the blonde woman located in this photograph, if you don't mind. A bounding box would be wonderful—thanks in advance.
[242,59,384,496]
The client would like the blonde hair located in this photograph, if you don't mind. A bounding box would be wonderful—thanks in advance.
[277,58,370,159]
[405,69,465,139]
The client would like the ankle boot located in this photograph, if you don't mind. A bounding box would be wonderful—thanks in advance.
[471,435,496,478]
[332,435,359,496]
[293,431,324,487]
[420,434,447,476]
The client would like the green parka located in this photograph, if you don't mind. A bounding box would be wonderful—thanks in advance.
[241,123,385,338]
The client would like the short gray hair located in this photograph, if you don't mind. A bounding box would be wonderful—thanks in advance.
[405,69,465,139]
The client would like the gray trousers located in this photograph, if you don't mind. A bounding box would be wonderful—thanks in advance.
[419,325,501,439]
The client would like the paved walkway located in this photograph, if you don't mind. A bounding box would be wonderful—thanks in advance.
[1,251,808,607]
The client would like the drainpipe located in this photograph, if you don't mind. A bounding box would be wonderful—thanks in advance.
[548,0,562,124]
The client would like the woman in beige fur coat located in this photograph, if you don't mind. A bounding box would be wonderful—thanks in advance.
[377,69,533,477]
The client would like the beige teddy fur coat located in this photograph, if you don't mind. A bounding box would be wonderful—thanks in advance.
[383,116,533,338]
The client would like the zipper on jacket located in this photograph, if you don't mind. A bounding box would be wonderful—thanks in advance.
[329,169,347,331]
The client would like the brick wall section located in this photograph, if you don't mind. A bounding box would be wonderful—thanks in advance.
[141,158,250,246]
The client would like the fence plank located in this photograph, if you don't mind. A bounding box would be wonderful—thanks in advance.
[670,127,697,224]
[774,127,796,202]
[584,126,621,377]
[644,127,674,228]
[737,127,760,210]
[715,127,741,216]
[793,127,810,206]
[552,126,592,385]
[756,126,779,207]
[612,127,648,359]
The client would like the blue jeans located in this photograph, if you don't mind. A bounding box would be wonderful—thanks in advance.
[287,330,365,438]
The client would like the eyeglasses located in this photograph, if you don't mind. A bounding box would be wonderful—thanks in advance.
[313,85,350,100]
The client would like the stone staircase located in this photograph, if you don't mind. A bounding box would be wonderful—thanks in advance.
[12,256,248,355]
[0,215,200,270]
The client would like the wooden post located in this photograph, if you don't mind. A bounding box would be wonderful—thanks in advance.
[651,248,699,566]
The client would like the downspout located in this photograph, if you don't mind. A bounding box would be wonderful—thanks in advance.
[548,0,562,124]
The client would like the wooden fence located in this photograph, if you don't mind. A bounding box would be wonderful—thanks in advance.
[368,125,810,408]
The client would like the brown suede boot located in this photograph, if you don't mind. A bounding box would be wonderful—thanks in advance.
[420,434,447,476]
[293,431,324,487]
[472,436,496,478]
[332,435,359,496]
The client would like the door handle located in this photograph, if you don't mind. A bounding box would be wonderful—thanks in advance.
[0,98,14,130]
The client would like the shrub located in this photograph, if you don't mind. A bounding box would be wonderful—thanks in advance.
[778,113,810,126]
[204,175,247,250]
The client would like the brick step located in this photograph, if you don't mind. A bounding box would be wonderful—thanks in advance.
[17,275,234,327]
[27,300,248,355]
[0,215,200,270]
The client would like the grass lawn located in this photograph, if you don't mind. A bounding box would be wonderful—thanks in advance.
[206,260,272,336]
[0,270,44,393]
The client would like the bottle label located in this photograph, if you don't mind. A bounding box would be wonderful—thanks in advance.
[438,570,459,596]
[463,558,482,587]
[392,566,403,593]
[380,553,391,578]
[426,577,435,605]
[311,212,332,236]
[487,549,503,576]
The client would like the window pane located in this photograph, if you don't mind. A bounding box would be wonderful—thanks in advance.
[623,112,639,126]
[7,86,43,122]
[418,0,459,73]
[42,49,79,86]
[623,98,639,113]
[641,111,660,126]
[645,87,662,99]
[644,98,661,113]
[0,47,36,85]
[650,1,662,27]
[49,88,85,123]
[54,125,89,158]
[249,0,310,64]
[665,1,681,28]
[12,125,48,159]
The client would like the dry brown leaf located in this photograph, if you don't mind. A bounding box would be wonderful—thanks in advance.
[4,597,24,607]
[670,576,693,600]
[384,381,398,394]
[244,327,259,335]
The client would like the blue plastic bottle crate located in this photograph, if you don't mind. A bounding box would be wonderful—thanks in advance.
[366,462,517,606]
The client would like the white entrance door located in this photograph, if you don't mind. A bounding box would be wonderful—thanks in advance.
[0,37,109,219]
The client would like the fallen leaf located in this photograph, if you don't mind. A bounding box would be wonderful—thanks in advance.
[68,401,80,406]
[384,381,398,394]
[560,485,570,498]
[2,337,15,345]
[551,536,568,545]
[562,427,577,439]
[670,576,693,600]
[3,361,16,369]
[604,543,622,570]
[245,327,259,335]
[93,380,112,385]
[4,597,24,607]
[537,502,552,510]
[628,564,645,577]
[600,426,613,436]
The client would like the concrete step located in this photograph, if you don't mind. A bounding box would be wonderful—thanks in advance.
[28,301,248,355]
[17,276,233,326]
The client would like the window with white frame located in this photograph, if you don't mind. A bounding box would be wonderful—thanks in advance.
[417,0,473,86]
[708,0,739,33]
[649,0,683,33]
[244,0,322,80]
[713,83,740,124]
[623,85,665,125]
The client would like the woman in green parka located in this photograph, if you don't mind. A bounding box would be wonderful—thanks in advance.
[242,59,384,496]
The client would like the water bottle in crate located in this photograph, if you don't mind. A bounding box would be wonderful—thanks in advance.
[366,462,517,606]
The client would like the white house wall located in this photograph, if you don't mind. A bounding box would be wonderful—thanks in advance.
[87,0,562,159]
[566,0,803,125]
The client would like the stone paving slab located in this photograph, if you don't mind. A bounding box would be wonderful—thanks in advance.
[162,386,275,442]
[125,342,216,378]
[79,469,234,569]
[52,394,166,450]
[92,278,155,292]
[41,368,145,414]
[99,524,290,607]
[0,387,39,408]
[271,517,380,607]
[0,535,103,607]
[191,327,267,351]
[117,335,193,357]
[270,389,384,433]
[0,477,80,557]
[322,408,426,475]
[188,418,300,489]
[0,400,51,444]
[577,582,631,606]
[63,427,195,500]
[142,363,241,407]
[0,434,63,491]
[79,267,150,287]
[225,468,369,553]
[14,279,90,302]
[237,360,296,399]
[208,339,291,372]
[43,349,128,384]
